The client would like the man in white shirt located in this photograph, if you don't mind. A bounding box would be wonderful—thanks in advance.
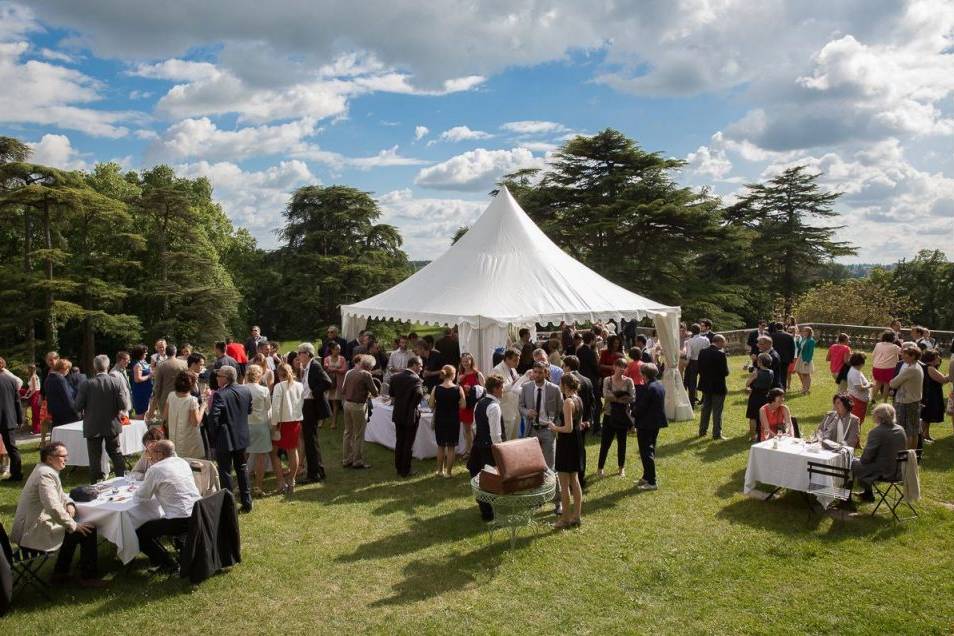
[684,323,710,406]
[466,375,505,521]
[134,440,202,573]
[519,362,564,514]
[384,335,411,391]
[491,349,524,441]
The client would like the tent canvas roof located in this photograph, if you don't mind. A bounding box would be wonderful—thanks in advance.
[341,187,679,327]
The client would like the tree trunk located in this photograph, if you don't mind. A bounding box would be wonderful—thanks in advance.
[42,202,57,352]
[23,210,35,362]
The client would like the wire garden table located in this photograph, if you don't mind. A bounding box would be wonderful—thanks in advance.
[471,470,557,548]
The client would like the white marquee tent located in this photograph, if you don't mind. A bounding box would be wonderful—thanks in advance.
[341,187,693,420]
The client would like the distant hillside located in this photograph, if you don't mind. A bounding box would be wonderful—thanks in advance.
[844,263,894,277]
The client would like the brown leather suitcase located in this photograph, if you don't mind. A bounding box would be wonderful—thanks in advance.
[478,466,545,494]
[491,438,547,479]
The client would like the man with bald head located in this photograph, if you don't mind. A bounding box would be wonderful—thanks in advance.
[134,440,202,573]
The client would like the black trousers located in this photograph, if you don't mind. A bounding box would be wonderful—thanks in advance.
[684,360,700,404]
[467,446,495,520]
[53,529,98,578]
[136,516,191,567]
[0,427,21,479]
[598,426,628,469]
[636,427,659,485]
[87,434,125,483]
[301,399,326,481]
[394,419,418,477]
[215,445,251,507]
[590,390,603,435]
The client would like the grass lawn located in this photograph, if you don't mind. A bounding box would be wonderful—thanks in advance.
[3,348,954,634]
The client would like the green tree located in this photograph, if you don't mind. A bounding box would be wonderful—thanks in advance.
[727,166,856,316]
[273,185,411,335]
[793,278,917,326]
[888,250,954,330]
[501,129,750,326]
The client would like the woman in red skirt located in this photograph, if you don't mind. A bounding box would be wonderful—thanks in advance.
[457,353,484,458]
[269,363,304,495]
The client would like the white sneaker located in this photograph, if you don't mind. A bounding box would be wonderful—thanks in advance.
[637,482,658,491]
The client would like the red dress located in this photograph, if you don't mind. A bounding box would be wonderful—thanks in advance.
[599,350,624,378]
[459,371,480,427]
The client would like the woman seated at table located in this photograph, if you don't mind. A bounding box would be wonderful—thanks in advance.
[10,441,104,587]
[129,428,166,480]
[811,394,860,449]
[759,388,793,440]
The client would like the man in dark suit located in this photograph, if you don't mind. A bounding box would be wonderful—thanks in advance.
[208,341,239,391]
[747,320,768,367]
[852,403,907,502]
[75,355,129,483]
[697,334,730,439]
[769,322,796,390]
[389,356,424,477]
[208,366,253,512]
[562,355,592,489]
[244,325,267,360]
[756,335,784,390]
[319,326,349,359]
[297,342,332,482]
[576,332,602,435]
[44,359,80,428]
[630,364,667,490]
[0,363,24,481]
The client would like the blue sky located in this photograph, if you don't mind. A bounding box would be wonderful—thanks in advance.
[2,1,953,262]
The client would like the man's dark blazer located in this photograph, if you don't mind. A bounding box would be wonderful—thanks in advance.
[697,345,729,395]
[767,348,784,389]
[208,383,252,451]
[44,373,80,425]
[75,373,126,438]
[575,345,600,394]
[631,379,668,430]
[0,372,23,431]
[389,369,423,428]
[319,336,348,359]
[570,370,593,424]
[771,331,796,365]
[305,358,333,420]
[747,329,762,356]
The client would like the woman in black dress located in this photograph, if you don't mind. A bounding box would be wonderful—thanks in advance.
[745,352,775,442]
[551,373,583,529]
[429,364,465,477]
[920,350,950,443]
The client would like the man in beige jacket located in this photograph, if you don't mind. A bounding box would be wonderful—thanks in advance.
[11,441,105,587]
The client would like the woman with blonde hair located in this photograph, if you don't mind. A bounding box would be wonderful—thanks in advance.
[244,364,274,496]
[457,353,484,458]
[429,364,465,477]
[794,325,816,395]
[270,362,304,495]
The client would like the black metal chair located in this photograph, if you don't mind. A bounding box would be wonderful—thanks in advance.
[871,450,921,522]
[806,460,851,511]
[0,522,53,602]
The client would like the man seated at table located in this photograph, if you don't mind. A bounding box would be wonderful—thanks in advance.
[134,440,202,573]
[10,441,105,587]
[129,427,167,480]
[851,403,907,502]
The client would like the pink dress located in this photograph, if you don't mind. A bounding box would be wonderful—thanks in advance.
[324,355,348,400]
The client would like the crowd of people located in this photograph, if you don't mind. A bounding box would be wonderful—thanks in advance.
[2,316,952,586]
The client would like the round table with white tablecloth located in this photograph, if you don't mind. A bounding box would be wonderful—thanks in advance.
[50,419,148,475]
[74,477,163,564]
[365,397,467,459]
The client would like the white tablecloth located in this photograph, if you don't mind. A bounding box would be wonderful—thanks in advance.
[75,477,163,564]
[51,420,148,474]
[366,398,467,459]
[743,437,851,508]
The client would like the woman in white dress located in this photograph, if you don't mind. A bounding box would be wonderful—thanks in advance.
[162,371,206,460]
[244,365,274,496]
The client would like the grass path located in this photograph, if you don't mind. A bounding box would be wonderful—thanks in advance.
[3,348,954,634]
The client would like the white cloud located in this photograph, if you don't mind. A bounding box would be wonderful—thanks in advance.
[147,117,319,162]
[501,120,568,135]
[176,159,316,245]
[131,58,221,82]
[414,125,429,140]
[134,128,158,140]
[686,144,732,180]
[0,41,132,138]
[415,147,544,191]
[347,145,427,170]
[38,47,75,63]
[377,188,486,259]
[26,133,88,170]
[519,141,558,153]
[0,2,37,42]
[436,125,493,143]
[128,89,152,100]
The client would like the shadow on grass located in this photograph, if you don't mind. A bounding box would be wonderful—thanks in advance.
[695,435,751,464]
[336,506,483,563]
[716,492,908,542]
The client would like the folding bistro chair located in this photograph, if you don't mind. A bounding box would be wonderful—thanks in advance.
[0,522,53,601]
[806,460,851,513]
[871,450,921,522]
